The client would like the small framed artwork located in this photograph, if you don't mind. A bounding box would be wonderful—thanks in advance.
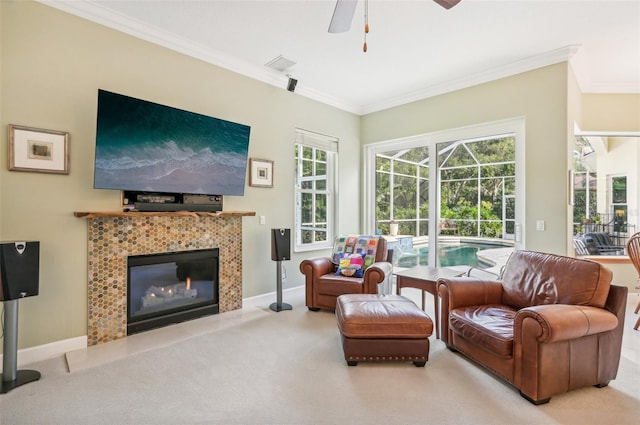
[8,124,69,174]
[249,158,274,188]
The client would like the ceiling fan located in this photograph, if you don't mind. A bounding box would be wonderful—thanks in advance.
[329,0,462,34]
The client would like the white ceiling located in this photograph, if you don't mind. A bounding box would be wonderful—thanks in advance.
[42,0,640,115]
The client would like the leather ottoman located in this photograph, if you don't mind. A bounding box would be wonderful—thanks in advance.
[335,294,433,366]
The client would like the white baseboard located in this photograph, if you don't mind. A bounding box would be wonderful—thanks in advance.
[243,284,303,303]
[0,335,87,373]
[0,286,305,373]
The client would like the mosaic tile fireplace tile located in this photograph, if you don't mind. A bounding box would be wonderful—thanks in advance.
[75,211,254,346]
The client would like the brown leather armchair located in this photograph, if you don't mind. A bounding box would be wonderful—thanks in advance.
[300,236,392,311]
[437,250,627,405]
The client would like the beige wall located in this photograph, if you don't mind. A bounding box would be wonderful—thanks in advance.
[362,63,571,254]
[581,94,640,132]
[0,1,360,349]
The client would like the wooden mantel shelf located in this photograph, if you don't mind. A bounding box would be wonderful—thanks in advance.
[74,211,256,219]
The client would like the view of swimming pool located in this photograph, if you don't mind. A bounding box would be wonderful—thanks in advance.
[395,240,510,268]
[438,242,504,267]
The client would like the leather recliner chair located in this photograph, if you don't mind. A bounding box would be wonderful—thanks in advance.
[300,236,392,311]
[437,250,627,405]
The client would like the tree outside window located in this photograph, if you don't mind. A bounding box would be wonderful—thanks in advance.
[375,136,515,239]
[611,176,627,232]
[294,130,337,251]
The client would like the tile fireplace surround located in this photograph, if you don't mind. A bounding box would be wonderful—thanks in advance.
[75,211,255,346]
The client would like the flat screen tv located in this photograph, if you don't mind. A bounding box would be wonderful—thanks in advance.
[94,89,251,196]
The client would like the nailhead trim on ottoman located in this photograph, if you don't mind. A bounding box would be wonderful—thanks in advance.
[336,294,433,367]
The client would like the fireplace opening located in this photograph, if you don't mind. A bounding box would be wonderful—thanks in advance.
[127,248,219,335]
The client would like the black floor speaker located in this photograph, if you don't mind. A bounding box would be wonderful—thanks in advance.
[270,229,292,312]
[0,241,40,301]
[271,228,291,261]
[1,240,41,393]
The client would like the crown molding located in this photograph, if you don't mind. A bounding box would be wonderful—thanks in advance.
[361,46,582,115]
[36,0,363,114]
[36,2,602,116]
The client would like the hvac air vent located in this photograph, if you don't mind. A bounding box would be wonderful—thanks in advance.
[265,55,296,72]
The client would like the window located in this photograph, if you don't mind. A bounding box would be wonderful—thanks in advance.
[294,129,338,251]
[375,147,429,236]
[364,118,525,267]
[572,137,598,232]
[373,135,516,270]
[437,136,516,239]
[610,175,628,233]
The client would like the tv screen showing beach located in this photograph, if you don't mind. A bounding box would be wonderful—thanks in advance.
[94,90,251,196]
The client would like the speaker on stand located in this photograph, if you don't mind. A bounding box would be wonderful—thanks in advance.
[1,241,41,394]
[269,229,292,312]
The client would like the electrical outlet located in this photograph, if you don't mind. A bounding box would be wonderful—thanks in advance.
[536,220,545,231]
[259,216,266,225]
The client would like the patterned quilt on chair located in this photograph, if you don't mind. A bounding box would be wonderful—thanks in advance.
[331,234,380,269]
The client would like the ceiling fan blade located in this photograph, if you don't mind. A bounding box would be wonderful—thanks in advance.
[328,0,358,33]
[433,0,462,9]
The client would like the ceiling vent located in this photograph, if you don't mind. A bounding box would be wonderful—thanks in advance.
[265,55,296,72]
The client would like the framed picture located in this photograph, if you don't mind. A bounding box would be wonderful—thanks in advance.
[8,124,69,174]
[249,158,274,188]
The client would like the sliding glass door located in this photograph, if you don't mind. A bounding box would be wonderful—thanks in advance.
[375,147,429,237]
[364,119,524,269]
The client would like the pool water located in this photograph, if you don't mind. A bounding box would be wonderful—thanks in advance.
[438,243,501,267]
[396,242,504,268]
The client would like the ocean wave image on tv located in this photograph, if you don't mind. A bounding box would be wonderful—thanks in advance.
[94,90,251,196]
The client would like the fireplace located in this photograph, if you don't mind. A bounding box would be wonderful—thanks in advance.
[76,211,254,346]
[127,248,219,335]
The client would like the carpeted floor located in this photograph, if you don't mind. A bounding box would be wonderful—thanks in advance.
[0,287,638,425]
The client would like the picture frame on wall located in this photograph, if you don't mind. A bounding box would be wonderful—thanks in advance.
[8,124,69,174]
[249,158,274,188]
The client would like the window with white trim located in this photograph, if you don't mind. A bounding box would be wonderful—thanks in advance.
[294,129,338,251]
[363,118,525,266]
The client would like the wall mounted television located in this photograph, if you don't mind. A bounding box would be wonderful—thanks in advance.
[94,89,251,198]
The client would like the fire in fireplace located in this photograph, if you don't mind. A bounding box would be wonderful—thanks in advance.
[127,248,219,334]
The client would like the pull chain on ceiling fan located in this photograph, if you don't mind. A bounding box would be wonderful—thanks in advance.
[363,0,369,52]
[329,0,461,52]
